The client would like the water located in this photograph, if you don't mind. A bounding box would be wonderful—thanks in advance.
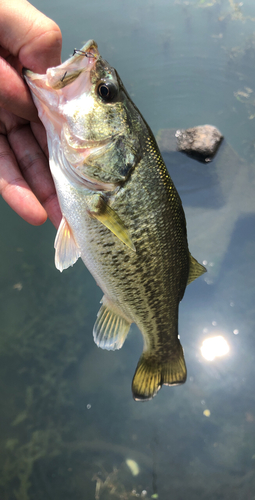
[1,0,255,498]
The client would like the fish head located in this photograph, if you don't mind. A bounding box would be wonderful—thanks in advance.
[24,40,98,134]
[24,40,142,188]
[24,40,126,137]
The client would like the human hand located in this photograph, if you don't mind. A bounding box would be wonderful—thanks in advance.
[0,0,62,227]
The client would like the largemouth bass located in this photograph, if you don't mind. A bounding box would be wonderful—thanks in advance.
[24,40,206,401]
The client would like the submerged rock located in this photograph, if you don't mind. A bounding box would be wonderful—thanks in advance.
[157,125,223,162]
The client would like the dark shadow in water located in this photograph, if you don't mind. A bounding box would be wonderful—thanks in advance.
[163,151,225,209]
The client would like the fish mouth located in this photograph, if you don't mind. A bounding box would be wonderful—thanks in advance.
[23,40,101,143]
[24,39,99,91]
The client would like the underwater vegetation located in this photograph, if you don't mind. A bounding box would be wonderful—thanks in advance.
[0,254,88,499]
[0,226,153,500]
[175,0,255,24]
[224,31,255,156]
[229,33,255,124]
[92,465,149,499]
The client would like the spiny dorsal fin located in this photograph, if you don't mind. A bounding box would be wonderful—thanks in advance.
[132,342,187,401]
[187,253,207,285]
[54,216,81,272]
[93,296,131,351]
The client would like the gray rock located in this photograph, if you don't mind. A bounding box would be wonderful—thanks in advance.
[176,125,223,161]
[157,125,223,162]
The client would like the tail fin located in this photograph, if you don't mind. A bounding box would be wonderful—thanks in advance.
[132,343,187,401]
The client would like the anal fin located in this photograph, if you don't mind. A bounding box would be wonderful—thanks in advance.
[93,296,131,351]
[132,342,187,401]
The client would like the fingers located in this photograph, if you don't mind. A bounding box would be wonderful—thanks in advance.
[9,121,62,228]
[0,0,62,121]
[0,133,48,225]
[0,56,38,122]
[0,110,62,227]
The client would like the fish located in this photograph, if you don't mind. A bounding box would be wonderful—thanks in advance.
[24,40,206,401]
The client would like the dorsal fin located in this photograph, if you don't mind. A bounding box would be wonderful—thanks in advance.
[187,253,206,285]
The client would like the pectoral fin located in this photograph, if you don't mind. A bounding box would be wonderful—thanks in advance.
[93,296,131,350]
[187,253,207,285]
[54,217,81,272]
[87,194,135,252]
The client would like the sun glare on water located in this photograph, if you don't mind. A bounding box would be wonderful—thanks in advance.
[200,335,230,361]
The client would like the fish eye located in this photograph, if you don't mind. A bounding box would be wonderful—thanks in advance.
[97,81,118,102]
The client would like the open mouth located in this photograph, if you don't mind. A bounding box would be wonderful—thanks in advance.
[23,39,99,99]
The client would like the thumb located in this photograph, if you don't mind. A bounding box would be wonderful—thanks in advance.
[0,0,62,120]
[0,0,62,72]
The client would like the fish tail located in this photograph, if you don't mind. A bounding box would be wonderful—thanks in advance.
[132,342,187,401]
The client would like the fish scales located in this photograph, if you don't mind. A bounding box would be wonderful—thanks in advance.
[24,39,206,401]
[78,141,188,348]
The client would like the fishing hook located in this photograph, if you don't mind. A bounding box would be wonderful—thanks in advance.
[72,49,96,58]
